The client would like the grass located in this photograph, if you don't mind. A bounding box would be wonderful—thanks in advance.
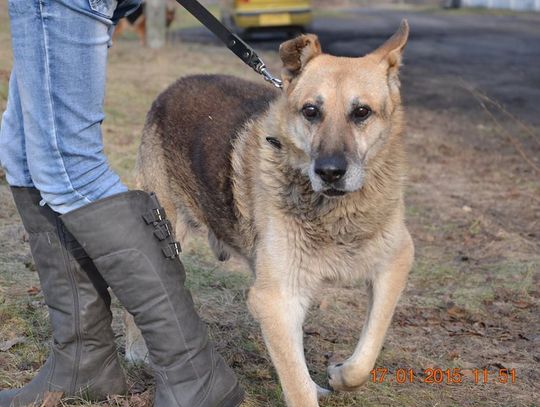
[412,256,540,313]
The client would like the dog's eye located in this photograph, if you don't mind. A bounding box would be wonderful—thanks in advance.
[352,106,371,121]
[302,105,320,121]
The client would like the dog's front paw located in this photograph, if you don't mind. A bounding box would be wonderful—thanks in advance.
[327,362,369,392]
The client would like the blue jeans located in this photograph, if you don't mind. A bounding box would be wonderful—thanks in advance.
[0,0,140,214]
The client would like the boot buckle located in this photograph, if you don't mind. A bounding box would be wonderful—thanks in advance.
[154,220,172,241]
[143,207,166,224]
[163,241,181,259]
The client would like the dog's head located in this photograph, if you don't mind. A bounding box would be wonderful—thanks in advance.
[276,20,409,198]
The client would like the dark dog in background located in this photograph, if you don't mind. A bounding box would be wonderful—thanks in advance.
[114,1,176,45]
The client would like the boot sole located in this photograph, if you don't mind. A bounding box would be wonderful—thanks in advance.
[219,384,245,407]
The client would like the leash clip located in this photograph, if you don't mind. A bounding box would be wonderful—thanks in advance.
[259,65,283,89]
[228,34,283,89]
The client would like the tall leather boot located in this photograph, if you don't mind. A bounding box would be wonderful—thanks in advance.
[60,190,244,407]
[0,188,127,407]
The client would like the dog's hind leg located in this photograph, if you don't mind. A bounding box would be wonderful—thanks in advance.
[208,229,231,262]
[327,231,414,392]
[124,312,149,363]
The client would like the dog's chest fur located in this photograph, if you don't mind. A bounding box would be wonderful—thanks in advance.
[230,125,405,280]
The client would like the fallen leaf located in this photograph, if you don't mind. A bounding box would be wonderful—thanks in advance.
[471,321,486,336]
[446,303,468,320]
[490,362,506,369]
[27,286,41,296]
[304,326,321,336]
[498,331,514,341]
[443,322,465,335]
[40,392,63,407]
[505,188,520,198]
[0,337,26,352]
[447,350,460,360]
[513,299,534,309]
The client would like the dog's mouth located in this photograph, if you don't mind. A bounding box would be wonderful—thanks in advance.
[322,188,347,198]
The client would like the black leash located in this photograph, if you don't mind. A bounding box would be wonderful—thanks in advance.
[174,0,283,88]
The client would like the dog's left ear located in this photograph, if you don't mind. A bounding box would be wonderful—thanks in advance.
[279,34,322,88]
[372,19,409,90]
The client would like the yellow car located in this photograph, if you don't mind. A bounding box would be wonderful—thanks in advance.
[221,0,313,34]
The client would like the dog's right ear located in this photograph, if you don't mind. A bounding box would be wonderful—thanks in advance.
[279,34,322,88]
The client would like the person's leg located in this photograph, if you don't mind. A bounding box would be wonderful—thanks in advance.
[0,2,129,406]
[0,71,33,188]
[8,0,127,214]
[0,188,127,407]
[4,1,243,405]
[61,191,245,407]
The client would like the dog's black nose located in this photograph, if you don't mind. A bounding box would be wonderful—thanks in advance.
[314,155,347,184]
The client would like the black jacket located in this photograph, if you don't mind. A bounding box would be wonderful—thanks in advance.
[113,0,143,23]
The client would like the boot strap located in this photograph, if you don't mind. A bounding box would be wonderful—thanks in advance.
[153,220,173,241]
[163,242,182,259]
[143,207,167,224]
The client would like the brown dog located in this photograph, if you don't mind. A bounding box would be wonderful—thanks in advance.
[132,20,414,406]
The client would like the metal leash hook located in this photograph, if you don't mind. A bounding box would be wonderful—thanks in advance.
[228,34,283,89]
[259,65,283,89]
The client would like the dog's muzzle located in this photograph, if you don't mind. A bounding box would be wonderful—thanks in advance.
[313,155,347,197]
[309,154,364,197]
[314,155,347,184]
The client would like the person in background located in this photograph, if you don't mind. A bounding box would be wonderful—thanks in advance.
[0,1,244,406]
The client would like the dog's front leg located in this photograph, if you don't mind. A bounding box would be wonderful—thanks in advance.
[248,262,320,406]
[328,231,414,391]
